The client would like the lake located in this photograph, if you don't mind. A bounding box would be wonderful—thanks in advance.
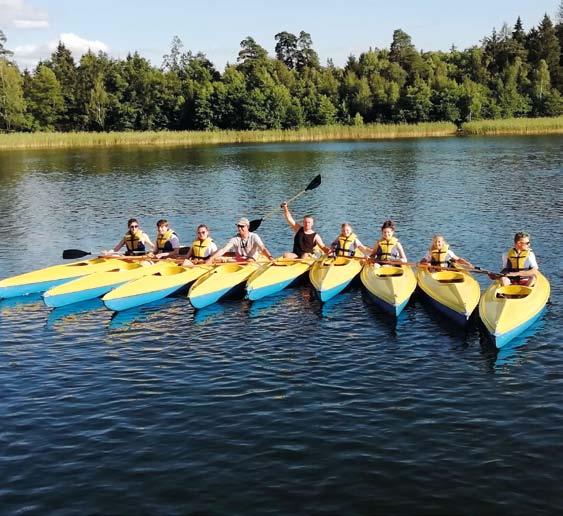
[0,136,562,514]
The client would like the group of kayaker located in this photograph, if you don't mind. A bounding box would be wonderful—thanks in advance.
[108,208,539,287]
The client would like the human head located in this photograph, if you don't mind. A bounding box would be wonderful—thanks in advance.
[381,220,395,239]
[157,219,169,233]
[431,234,448,250]
[236,217,250,236]
[302,215,314,231]
[514,232,530,244]
[340,223,353,237]
[513,231,531,249]
[128,218,140,232]
[196,224,209,238]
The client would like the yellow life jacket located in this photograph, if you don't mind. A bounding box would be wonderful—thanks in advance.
[377,237,399,261]
[124,230,145,254]
[431,244,450,266]
[335,233,357,257]
[506,247,530,271]
[191,237,213,259]
[156,229,177,253]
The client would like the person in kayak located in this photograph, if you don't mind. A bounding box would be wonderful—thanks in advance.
[112,218,154,256]
[329,223,371,257]
[419,235,473,270]
[205,217,274,263]
[149,219,180,259]
[495,232,538,286]
[182,224,218,264]
[281,202,330,258]
[370,220,407,265]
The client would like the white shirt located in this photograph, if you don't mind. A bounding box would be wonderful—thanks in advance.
[225,233,265,260]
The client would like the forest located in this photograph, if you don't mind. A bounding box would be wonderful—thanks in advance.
[0,8,562,133]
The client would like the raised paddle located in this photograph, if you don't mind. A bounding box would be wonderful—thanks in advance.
[249,174,322,232]
[62,246,190,259]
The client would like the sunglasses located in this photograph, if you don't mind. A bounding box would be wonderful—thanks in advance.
[197,230,207,234]
[129,225,139,229]
[236,224,246,229]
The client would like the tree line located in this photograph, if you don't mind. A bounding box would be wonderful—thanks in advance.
[0,8,562,133]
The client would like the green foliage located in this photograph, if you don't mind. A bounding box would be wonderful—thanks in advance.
[3,15,562,134]
[0,59,26,131]
[24,64,64,130]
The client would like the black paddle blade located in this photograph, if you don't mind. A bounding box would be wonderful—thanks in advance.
[62,249,91,259]
[305,174,322,191]
[249,218,263,232]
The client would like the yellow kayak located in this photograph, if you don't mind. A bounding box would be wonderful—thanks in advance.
[43,260,170,308]
[0,257,126,299]
[103,262,213,311]
[479,271,550,348]
[361,264,416,316]
[246,257,314,301]
[416,267,480,325]
[309,256,363,302]
[188,262,262,309]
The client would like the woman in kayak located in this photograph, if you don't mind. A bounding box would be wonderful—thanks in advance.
[370,220,407,265]
[419,234,473,270]
[112,218,154,256]
[183,224,218,264]
[329,223,371,257]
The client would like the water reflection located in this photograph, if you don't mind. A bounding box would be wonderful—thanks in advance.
[108,297,180,331]
[45,298,106,328]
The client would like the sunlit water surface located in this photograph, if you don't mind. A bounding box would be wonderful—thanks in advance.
[0,136,562,514]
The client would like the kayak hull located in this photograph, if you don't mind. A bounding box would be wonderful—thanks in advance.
[416,267,480,326]
[246,257,313,301]
[103,263,212,311]
[309,256,363,303]
[0,258,124,299]
[189,262,261,309]
[43,261,164,308]
[479,271,550,348]
[360,264,416,316]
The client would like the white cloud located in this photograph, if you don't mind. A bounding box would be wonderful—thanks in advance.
[0,0,49,29]
[13,33,110,69]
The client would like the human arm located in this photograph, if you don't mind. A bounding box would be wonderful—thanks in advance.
[396,242,407,263]
[281,202,300,231]
[355,238,372,257]
[313,234,331,255]
[205,240,234,264]
[113,237,126,253]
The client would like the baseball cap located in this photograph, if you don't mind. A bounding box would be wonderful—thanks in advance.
[237,217,250,227]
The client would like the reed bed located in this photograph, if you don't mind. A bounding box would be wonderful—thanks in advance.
[462,116,563,135]
[0,122,457,150]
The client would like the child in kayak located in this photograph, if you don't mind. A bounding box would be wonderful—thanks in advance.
[496,232,538,286]
[329,223,371,257]
[183,224,218,264]
[111,218,154,256]
[419,235,473,270]
[369,220,407,265]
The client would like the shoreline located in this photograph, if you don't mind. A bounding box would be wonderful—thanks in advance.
[0,117,561,151]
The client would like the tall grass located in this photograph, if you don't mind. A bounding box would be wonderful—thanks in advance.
[462,116,563,135]
[0,122,456,150]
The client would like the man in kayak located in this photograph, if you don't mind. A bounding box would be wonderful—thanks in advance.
[183,224,218,264]
[112,218,154,256]
[329,223,371,257]
[149,219,180,259]
[281,202,330,258]
[205,218,274,263]
[496,232,538,286]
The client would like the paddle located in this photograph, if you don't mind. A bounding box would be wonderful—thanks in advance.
[62,246,190,259]
[249,174,322,232]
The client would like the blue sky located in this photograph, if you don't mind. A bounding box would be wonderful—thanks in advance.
[1,0,560,70]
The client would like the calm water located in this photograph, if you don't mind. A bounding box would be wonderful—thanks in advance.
[0,137,562,514]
